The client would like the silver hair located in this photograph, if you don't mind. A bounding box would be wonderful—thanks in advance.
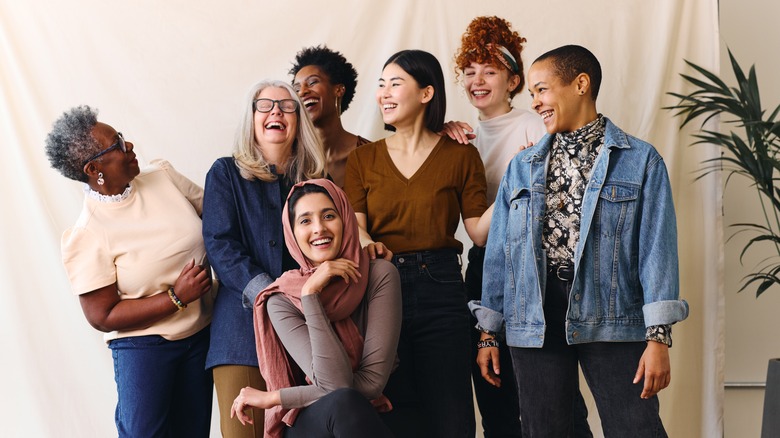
[233,80,326,182]
[45,105,102,182]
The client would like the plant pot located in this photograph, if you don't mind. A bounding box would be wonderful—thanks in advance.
[762,358,780,438]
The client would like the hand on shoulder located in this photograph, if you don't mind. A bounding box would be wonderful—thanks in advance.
[364,242,393,261]
[439,120,476,145]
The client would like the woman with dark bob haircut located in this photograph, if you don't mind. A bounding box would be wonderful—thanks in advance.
[45,105,214,437]
[290,45,371,188]
[344,49,488,437]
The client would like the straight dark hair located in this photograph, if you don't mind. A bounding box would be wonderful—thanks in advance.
[534,45,602,101]
[382,49,446,132]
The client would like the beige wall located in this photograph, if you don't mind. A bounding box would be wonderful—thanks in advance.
[0,1,720,436]
[720,0,780,437]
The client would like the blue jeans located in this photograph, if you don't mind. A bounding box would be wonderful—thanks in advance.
[509,274,666,438]
[285,388,392,438]
[108,326,213,438]
[381,250,475,438]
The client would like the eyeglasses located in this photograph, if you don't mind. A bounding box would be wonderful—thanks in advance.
[253,98,299,113]
[83,132,127,166]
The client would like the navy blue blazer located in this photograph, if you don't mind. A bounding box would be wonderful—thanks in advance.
[202,157,288,368]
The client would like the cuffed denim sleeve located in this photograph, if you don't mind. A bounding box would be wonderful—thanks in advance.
[643,299,689,326]
[468,300,505,333]
[242,272,273,309]
[476,163,514,333]
[638,155,689,326]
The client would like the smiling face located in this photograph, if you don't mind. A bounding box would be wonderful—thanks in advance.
[292,192,343,266]
[88,122,140,188]
[527,59,595,134]
[376,62,431,130]
[293,65,342,126]
[463,62,519,120]
[253,86,299,151]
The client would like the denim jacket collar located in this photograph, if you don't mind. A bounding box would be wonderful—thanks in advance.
[524,117,631,160]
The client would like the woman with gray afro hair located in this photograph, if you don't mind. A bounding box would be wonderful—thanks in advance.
[45,106,215,437]
[45,105,102,182]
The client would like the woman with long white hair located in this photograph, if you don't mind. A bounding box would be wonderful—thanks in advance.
[202,80,325,437]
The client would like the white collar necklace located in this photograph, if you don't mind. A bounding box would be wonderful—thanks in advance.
[84,183,133,203]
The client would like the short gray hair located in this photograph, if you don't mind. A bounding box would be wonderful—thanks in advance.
[233,80,325,182]
[45,105,101,182]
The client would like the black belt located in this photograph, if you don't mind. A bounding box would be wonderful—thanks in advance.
[547,263,574,282]
[392,250,460,267]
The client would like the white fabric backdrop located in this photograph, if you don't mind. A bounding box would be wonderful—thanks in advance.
[0,1,721,436]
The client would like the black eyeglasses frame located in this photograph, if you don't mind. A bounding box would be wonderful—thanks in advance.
[83,132,127,166]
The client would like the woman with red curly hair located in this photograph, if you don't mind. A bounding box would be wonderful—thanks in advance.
[447,16,593,438]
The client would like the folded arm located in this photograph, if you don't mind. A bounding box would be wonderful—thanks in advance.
[269,260,402,409]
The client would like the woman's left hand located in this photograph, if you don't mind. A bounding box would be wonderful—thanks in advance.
[230,386,281,425]
[633,341,671,399]
[301,258,361,296]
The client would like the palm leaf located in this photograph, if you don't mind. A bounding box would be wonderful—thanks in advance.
[668,47,780,297]
[738,235,780,262]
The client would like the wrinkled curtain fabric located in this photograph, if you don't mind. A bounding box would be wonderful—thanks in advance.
[0,0,720,436]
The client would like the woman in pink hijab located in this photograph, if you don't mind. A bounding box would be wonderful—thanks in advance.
[231,179,401,438]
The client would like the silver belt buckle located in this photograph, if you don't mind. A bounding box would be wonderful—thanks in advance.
[557,265,570,281]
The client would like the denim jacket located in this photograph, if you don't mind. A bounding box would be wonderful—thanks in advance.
[470,117,689,348]
[202,157,287,368]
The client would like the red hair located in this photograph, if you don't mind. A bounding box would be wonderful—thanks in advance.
[453,16,528,97]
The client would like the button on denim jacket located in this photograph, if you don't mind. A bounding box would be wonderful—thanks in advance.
[470,117,689,348]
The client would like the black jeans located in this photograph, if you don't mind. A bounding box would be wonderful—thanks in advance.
[509,273,667,438]
[381,250,475,438]
[466,245,522,438]
[285,388,392,438]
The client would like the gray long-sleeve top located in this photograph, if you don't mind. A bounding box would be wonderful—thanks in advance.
[266,259,402,409]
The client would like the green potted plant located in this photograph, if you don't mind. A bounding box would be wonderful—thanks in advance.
[667,49,780,297]
[666,49,780,438]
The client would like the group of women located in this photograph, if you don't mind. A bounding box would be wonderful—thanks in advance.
[43,15,662,438]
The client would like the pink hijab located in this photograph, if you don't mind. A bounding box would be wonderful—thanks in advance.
[254,178,369,437]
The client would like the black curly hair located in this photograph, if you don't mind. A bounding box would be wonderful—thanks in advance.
[45,105,101,182]
[289,45,359,113]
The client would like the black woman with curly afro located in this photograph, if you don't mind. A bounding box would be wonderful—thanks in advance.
[290,46,370,187]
